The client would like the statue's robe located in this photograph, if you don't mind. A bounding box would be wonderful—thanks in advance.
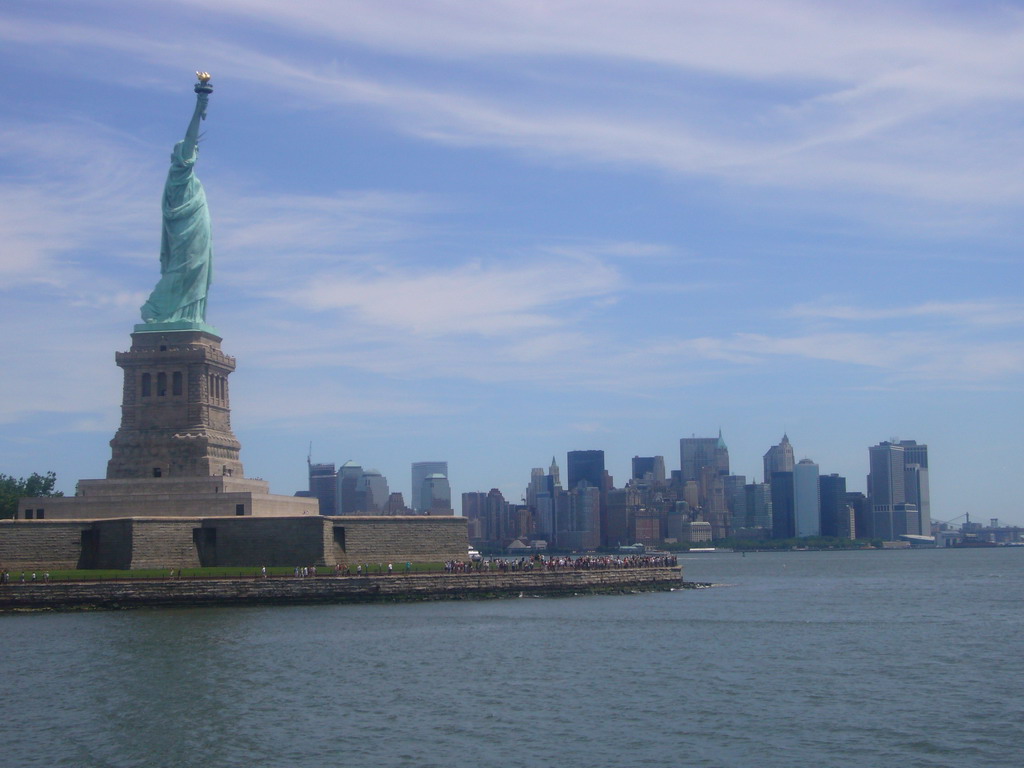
[141,140,212,324]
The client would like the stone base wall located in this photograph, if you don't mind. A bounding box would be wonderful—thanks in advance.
[197,517,336,568]
[0,521,93,570]
[0,516,468,571]
[0,567,683,611]
[337,516,467,564]
[123,519,201,570]
[17,481,318,520]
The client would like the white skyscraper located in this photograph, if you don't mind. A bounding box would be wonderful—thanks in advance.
[412,461,448,512]
[421,473,452,514]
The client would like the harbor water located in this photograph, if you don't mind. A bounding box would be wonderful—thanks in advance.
[1,547,1020,767]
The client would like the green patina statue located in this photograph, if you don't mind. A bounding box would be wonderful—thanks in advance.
[139,73,215,331]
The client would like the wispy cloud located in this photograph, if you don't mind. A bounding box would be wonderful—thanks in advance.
[285,256,619,337]
[667,331,1024,384]
[5,2,1024,211]
[0,121,157,283]
[788,300,1024,327]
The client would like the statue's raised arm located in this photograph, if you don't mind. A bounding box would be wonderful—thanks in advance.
[139,74,215,329]
[181,91,208,157]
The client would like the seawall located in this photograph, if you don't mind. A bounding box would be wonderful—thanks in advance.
[0,567,683,612]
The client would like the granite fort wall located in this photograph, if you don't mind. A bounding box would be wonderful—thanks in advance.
[197,517,332,568]
[0,516,468,570]
[122,519,200,570]
[0,521,93,570]
[336,516,467,565]
[0,567,683,611]
[92,519,135,570]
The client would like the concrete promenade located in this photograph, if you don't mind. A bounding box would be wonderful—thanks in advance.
[0,566,684,611]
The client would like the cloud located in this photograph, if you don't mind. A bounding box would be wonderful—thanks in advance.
[787,300,1024,327]
[0,120,157,283]
[283,256,619,337]
[5,2,1024,211]
[667,331,1024,384]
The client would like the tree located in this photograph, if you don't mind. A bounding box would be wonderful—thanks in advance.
[0,472,63,519]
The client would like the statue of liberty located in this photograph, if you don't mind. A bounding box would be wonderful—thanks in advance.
[140,73,214,328]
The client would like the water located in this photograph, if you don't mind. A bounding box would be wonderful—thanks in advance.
[2,548,1021,767]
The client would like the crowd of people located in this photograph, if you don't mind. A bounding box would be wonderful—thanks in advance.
[1,555,677,583]
[443,553,678,573]
[544,554,679,570]
[0,570,49,584]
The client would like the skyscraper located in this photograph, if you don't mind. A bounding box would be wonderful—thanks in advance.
[548,456,561,489]
[557,484,600,550]
[307,461,337,516]
[336,460,363,515]
[724,474,747,526]
[744,482,773,532]
[770,471,795,539]
[819,473,849,538]
[533,458,562,542]
[794,458,820,538]
[462,491,487,542]
[846,491,870,540]
[763,434,795,482]
[484,488,509,543]
[606,487,640,546]
[900,440,930,536]
[421,473,452,514]
[904,463,930,536]
[356,469,389,513]
[526,467,545,509]
[868,442,906,540]
[412,461,448,512]
[868,439,930,540]
[567,450,608,546]
[898,440,928,469]
[567,450,605,490]
[679,433,729,483]
[631,455,666,485]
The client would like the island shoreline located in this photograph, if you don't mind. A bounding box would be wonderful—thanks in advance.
[0,567,689,612]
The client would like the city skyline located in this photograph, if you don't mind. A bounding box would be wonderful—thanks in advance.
[314,432,909,524]
[1,2,1021,526]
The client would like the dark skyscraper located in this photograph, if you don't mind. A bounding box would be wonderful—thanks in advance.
[308,461,337,516]
[567,450,605,490]
[568,450,609,546]
[632,455,666,485]
[770,471,795,539]
[846,491,870,540]
[819,473,848,538]
[745,482,773,531]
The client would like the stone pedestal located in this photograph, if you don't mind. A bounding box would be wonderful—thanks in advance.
[15,328,320,521]
[107,329,244,480]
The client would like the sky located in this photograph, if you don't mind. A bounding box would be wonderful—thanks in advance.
[1,0,1022,526]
